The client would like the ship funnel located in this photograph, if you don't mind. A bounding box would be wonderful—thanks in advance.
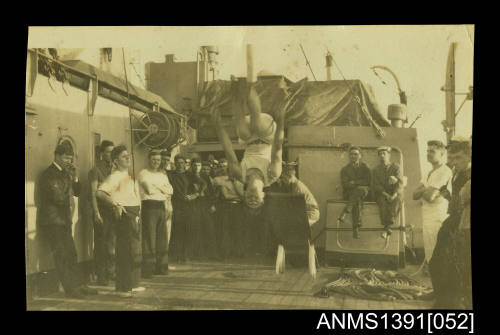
[388,104,407,128]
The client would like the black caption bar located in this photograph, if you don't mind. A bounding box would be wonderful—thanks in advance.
[313,311,474,333]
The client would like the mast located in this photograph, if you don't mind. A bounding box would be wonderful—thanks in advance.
[443,42,457,143]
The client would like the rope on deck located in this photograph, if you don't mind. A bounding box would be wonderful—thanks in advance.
[314,268,432,301]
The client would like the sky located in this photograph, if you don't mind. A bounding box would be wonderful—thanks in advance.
[28,25,474,146]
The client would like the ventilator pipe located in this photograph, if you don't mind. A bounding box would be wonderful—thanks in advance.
[388,104,407,128]
[325,52,333,81]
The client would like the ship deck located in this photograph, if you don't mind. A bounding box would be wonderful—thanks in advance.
[27,259,434,311]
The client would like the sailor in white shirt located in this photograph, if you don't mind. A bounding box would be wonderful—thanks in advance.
[97,145,144,294]
[138,150,173,277]
[413,140,452,262]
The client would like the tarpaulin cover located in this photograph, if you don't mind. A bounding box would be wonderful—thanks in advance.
[195,78,390,142]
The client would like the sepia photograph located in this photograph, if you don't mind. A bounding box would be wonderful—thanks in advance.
[25,25,473,312]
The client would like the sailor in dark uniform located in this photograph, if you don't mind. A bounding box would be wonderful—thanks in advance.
[339,146,372,238]
[200,161,218,259]
[88,140,115,285]
[168,154,200,263]
[372,146,405,239]
[38,141,98,298]
[429,137,472,309]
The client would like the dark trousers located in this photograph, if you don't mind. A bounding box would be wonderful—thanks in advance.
[93,205,115,283]
[214,200,224,254]
[115,206,142,292]
[429,217,472,309]
[188,199,203,259]
[375,195,402,228]
[40,224,84,293]
[141,201,167,277]
[170,201,190,262]
[220,201,244,258]
[200,200,217,259]
[345,186,369,226]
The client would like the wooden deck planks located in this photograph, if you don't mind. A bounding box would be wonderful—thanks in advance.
[198,265,272,308]
[28,260,436,310]
[279,269,312,308]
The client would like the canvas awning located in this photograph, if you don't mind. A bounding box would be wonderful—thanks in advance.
[194,77,390,142]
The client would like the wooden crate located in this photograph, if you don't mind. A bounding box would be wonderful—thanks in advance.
[324,200,401,269]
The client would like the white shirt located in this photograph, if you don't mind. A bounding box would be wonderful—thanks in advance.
[421,164,452,196]
[420,164,453,221]
[99,170,140,207]
[138,169,173,201]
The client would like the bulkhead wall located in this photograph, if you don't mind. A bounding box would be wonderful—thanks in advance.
[25,72,150,276]
[286,125,424,255]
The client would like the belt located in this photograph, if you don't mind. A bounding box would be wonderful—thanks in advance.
[141,200,166,208]
[247,139,268,145]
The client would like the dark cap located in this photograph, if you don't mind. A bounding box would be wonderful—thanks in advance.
[427,140,446,149]
[161,149,171,157]
[377,146,392,153]
[447,137,471,153]
[55,141,74,156]
[349,146,362,153]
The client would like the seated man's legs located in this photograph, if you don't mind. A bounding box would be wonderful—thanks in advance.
[350,186,369,227]
[388,196,402,226]
[376,195,392,237]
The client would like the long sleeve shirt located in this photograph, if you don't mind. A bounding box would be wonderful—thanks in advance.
[188,172,207,196]
[169,171,193,204]
[340,162,371,199]
[448,167,471,217]
[39,163,81,226]
[372,162,405,198]
[200,174,217,206]
[268,177,320,225]
[458,179,471,231]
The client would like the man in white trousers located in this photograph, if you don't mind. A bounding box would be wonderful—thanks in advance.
[413,140,452,265]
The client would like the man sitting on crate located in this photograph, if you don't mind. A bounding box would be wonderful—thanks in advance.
[267,160,320,277]
[372,146,405,239]
[339,146,372,239]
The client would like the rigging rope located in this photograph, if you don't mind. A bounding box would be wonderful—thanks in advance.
[327,49,385,138]
[121,48,137,182]
[130,62,147,89]
[299,44,317,81]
